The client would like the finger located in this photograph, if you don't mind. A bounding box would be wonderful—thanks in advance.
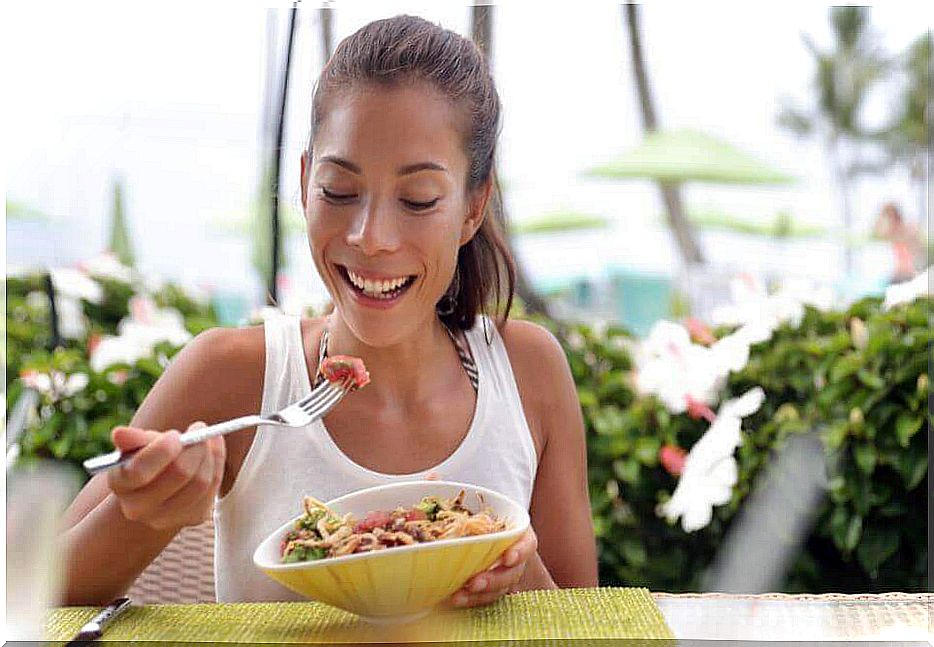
[109,430,183,492]
[114,441,210,518]
[470,563,525,594]
[111,426,159,452]
[148,446,214,529]
[502,529,538,568]
[451,583,514,608]
[424,471,441,481]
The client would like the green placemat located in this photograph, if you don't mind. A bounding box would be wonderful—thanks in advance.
[47,587,674,643]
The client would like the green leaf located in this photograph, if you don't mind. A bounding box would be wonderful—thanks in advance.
[594,406,625,436]
[612,458,640,485]
[844,514,863,552]
[856,524,900,576]
[856,369,885,390]
[895,414,923,447]
[830,354,861,382]
[621,536,648,567]
[634,436,661,466]
[900,449,928,490]
[853,443,876,475]
[826,421,849,450]
[830,506,850,551]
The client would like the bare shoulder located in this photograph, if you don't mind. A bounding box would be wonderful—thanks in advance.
[133,325,267,428]
[497,318,576,451]
[498,318,566,370]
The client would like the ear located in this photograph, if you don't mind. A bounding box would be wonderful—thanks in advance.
[300,151,310,211]
[460,178,493,247]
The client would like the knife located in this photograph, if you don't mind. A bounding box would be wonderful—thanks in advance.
[66,597,132,645]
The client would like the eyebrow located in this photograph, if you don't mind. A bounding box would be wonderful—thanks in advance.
[319,156,447,176]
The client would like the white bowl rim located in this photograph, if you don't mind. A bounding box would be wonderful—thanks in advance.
[253,480,530,571]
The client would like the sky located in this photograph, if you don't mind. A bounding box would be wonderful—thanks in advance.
[4,1,931,289]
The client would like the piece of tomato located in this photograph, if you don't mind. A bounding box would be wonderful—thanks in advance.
[353,510,392,533]
[320,355,371,389]
[404,508,427,522]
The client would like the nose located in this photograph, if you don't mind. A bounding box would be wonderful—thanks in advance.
[345,197,402,256]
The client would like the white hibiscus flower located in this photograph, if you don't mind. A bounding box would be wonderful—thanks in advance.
[658,387,766,532]
[78,252,133,283]
[49,268,102,304]
[90,296,192,372]
[20,370,89,398]
[635,320,724,414]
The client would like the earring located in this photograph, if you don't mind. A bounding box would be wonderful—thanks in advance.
[436,266,460,316]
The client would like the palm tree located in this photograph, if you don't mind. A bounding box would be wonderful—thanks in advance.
[108,177,135,267]
[878,31,931,229]
[623,4,703,265]
[318,4,334,62]
[469,4,552,319]
[778,6,890,274]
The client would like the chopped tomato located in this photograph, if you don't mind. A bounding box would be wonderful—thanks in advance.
[352,510,392,533]
[320,355,370,389]
[404,509,427,522]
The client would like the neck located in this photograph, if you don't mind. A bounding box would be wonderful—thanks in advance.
[323,312,460,406]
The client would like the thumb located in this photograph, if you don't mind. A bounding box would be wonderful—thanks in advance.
[111,426,160,452]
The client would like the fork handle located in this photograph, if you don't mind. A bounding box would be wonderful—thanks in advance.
[83,415,266,476]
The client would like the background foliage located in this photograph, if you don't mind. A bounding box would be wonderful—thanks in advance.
[538,295,929,592]
[6,270,929,592]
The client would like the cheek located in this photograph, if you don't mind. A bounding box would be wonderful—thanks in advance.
[305,203,343,248]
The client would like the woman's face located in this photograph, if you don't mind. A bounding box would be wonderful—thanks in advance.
[301,82,487,346]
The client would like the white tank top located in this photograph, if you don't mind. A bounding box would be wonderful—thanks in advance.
[213,313,538,602]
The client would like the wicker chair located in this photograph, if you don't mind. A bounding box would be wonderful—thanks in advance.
[127,518,216,604]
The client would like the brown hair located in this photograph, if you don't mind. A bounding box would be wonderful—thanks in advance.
[306,14,516,333]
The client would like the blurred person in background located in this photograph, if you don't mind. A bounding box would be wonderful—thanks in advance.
[872,201,924,284]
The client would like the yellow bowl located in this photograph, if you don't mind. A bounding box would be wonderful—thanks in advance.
[253,480,529,622]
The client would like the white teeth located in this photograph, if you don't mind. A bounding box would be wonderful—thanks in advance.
[346,269,410,296]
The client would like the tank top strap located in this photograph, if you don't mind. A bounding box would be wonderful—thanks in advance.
[260,312,307,414]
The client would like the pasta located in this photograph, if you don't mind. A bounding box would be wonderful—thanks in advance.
[280,490,508,563]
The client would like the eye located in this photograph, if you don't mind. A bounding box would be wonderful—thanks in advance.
[321,187,356,203]
[402,198,439,211]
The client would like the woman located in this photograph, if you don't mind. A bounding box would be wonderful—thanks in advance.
[873,202,923,284]
[62,15,597,607]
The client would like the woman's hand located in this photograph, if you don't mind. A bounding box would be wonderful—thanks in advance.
[106,422,226,532]
[448,526,546,608]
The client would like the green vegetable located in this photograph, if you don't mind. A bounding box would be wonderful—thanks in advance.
[417,497,442,521]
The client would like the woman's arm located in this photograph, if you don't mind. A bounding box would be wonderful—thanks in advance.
[518,322,599,588]
[61,326,263,605]
[450,320,598,607]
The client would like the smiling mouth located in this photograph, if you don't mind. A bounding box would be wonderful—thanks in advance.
[336,265,418,301]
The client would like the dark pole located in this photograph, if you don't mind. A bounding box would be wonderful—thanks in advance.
[269,3,299,305]
[44,272,62,350]
[469,3,553,320]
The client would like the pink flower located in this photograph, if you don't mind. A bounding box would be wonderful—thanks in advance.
[684,317,715,346]
[660,444,687,476]
[686,395,717,423]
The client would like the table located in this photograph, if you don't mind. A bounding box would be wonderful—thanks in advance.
[44,588,673,643]
[654,592,932,643]
[43,590,932,644]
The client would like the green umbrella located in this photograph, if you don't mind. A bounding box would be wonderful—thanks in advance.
[585,128,797,185]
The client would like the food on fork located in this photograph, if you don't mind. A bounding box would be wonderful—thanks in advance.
[319,355,371,390]
[280,490,508,563]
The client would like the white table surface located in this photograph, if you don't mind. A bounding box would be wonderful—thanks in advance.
[653,592,932,643]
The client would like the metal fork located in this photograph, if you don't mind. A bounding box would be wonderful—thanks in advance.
[82,378,353,476]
